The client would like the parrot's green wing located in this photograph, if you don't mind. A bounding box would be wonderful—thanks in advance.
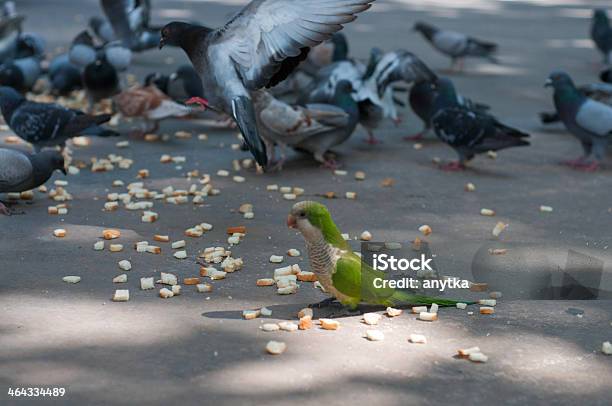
[334,251,474,307]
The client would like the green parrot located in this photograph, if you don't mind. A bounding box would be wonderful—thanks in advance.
[287,200,474,310]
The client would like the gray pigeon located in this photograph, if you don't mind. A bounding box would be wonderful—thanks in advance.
[545,71,612,171]
[431,78,529,170]
[0,148,66,215]
[48,53,83,95]
[0,86,119,151]
[540,81,612,124]
[159,0,376,168]
[253,80,359,169]
[414,21,498,71]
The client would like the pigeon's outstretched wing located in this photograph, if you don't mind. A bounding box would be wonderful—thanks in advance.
[367,50,437,98]
[0,148,32,190]
[213,0,375,90]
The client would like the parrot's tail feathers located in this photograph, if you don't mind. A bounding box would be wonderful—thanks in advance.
[387,291,475,307]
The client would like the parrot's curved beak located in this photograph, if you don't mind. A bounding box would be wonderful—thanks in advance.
[287,214,297,228]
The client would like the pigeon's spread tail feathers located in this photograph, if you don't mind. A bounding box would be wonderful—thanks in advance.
[231,96,268,168]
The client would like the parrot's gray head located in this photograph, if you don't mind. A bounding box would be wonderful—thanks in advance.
[288,201,326,243]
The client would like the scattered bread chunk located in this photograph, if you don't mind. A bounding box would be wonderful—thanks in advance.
[277,285,297,295]
[456,303,468,310]
[118,260,131,271]
[365,330,384,341]
[296,271,317,282]
[159,288,174,298]
[159,272,178,286]
[279,321,299,332]
[355,171,366,180]
[171,240,186,249]
[172,285,181,295]
[93,241,105,251]
[287,248,301,257]
[183,277,200,285]
[492,222,507,237]
[145,245,161,254]
[480,208,495,216]
[298,308,313,319]
[112,289,129,302]
[269,255,284,263]
[227,226,246,235]
[387,307,403,317]
[429,303,439,314]
[154,235,169,242]
[243,310,260,320]
[489,248,507,255]
[360,231,372,241]
[409,334,427,344]
[465,182,476,192]
[265,341,286,355]
[539,205,553,213]
[458,346,481,358]
[173,250,187,259]
[62,276,81,283]
[418,312,438,321]
[299,316,313,330]
[196,283,213,293]
[319,319,340,330]
[479,299,497,307]
[256,278,275,286]
[602,341,612,355]
[260,307,272,317]
[418,225,432,236]
[113,274,128,283]
[468,352,488,363]
[140,277,155,290]
[261,323,280,332]
[53,229,66,238]
[103,229,121,240]
[345,191,357,200]
[480,306,495,315]
[470,282,488,292]
[109,244,124,252]
[363,313,382,325]
[489,291,503,299]
[411,306,427,314]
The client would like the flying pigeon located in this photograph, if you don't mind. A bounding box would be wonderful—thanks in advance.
[591,9,612,64]
[252,80,359,170]
[159,0,376,168]
[0,2,24,63]
[114,85,205,134]
[0,56,42,92]
[144,65,204,102]
[0,148,65,215]
[0,86,119,151]
[48,54,83,95]
[414,21,498,71]
[406,78,490,140]
[98,0,161,51]
[545,71,612,171]
[431,78,529,170]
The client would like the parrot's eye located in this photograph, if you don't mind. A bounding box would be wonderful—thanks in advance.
[299,212,306,218]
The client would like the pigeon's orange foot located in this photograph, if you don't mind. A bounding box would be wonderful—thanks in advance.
[439,161,465,171]
[403,132,424,141]
[186,97,209,110]
[574,161,600,172]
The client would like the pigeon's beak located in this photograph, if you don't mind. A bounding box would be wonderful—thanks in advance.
[544,78,553,88]
[158,37,166,49]
[287,214,297,229]
[60,167,67,175]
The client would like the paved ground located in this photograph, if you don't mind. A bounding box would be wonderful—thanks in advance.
[1,0,612,405]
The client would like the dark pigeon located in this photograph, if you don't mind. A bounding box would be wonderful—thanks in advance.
[414,21,498,71]
[0,147,65,215]
[144,65,204,102]
[406,78,490,140]
[0,86,119,151]
[0,56,42,92]
[159,0,376,168]
[48,54,83,95]
[431,78,529,170]
[545,71,612,171]
[591,9,612,64]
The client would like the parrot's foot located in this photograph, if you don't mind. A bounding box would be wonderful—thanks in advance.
[439,161,466,171]
[309,297,339,309]
[403,132,424,141]
[573,161,601,172]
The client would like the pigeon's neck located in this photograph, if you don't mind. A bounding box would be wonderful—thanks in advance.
[28,156,55,189]
[179,26,213,58]
[417,25,437,41]
[554,85,584,114]
[334,91,359,117]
